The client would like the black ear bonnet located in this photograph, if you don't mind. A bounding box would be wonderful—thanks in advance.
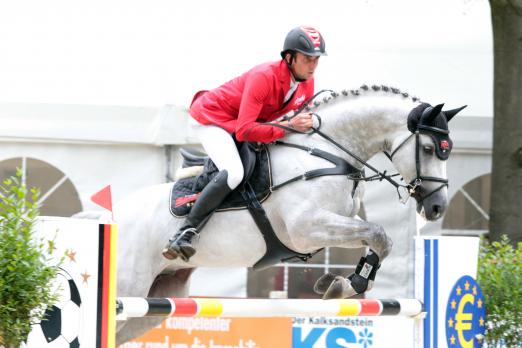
[407,103,452,160]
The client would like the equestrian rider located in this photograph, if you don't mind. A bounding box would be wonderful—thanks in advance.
[162,26,327,261]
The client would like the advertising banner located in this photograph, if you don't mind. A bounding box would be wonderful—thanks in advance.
[122,315,417,348]
[119,317,291,348]
[293,315,417,348]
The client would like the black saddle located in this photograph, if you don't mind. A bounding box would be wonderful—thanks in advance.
[169,142,271,217]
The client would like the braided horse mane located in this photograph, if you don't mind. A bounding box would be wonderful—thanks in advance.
[304,84,422,112]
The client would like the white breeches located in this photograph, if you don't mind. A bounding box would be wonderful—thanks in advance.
[189,118,244,190]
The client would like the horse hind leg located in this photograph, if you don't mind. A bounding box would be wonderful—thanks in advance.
[116,268,195,345]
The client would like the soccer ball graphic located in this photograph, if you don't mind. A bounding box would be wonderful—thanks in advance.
[25,268,82,347]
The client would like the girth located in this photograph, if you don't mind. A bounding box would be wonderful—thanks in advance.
[240,182,320,270]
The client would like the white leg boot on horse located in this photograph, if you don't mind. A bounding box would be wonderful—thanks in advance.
[162,170,232,261]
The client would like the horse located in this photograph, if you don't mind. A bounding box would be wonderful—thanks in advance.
[103,85,464,344]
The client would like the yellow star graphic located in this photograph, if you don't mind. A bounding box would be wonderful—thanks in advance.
[81,271,91,284]
[456,286,462,295]
[477,299,483,308]
[448,317,454,328]
[66,249,76,263]
[473,286,477,295]
[450,335,456,345]
[464,281,470,291]
[451,300,457,309]
[479,317,485,326]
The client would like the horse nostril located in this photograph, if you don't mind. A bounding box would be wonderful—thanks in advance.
[433,205,442,218]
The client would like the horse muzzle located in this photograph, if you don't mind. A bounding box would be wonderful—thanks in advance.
[414,185,447,221]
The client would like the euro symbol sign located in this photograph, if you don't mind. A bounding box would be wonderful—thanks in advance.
[455,293,474,348]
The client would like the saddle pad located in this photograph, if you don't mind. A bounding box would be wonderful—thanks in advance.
[169,145,272,217]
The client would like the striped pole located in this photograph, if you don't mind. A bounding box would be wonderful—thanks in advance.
[116,298,423,319]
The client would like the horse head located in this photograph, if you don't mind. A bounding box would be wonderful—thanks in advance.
[387,103,466,220]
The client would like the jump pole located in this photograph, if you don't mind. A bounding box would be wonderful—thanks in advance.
[116,297,424,319]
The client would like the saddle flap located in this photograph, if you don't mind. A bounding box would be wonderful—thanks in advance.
[238,142,258,185]
[170,144,272,217]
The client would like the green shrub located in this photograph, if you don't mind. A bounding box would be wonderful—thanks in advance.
[0,169,60,348]
[477,235,522,348]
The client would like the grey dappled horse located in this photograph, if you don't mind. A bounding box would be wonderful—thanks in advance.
[108,85,464,344]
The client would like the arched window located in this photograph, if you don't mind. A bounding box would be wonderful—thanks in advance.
[442,173,490,232]
[0,157,82,217]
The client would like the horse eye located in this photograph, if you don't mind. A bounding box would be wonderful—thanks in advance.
[423,145,434,154]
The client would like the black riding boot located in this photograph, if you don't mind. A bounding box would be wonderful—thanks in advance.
[162,170,232,261]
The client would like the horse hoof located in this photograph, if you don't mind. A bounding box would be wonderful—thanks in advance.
[314,272,338,294]
[322,276,360,299]
[343,285,357,298]
[321,276,351,299]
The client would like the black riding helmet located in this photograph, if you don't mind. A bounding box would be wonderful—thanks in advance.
[280,26,327,59]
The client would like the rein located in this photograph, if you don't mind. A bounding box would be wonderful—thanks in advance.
[266,90,448,204]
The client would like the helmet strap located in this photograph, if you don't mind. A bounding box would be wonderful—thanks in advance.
[283,51,295,67]
[284,51,307,83]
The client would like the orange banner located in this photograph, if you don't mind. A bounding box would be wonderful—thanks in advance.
[119,317,291,348]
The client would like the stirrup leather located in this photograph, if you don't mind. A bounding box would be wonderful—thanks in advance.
[348,250,380,294]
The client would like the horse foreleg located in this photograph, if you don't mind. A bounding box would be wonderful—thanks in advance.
[288,210,393,299]
[290,209,392,259]
[320,250,380,300]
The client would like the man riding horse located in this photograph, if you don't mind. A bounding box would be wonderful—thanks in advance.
[162,26,327,261]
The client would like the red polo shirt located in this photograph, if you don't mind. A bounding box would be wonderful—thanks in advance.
[189,60,314,143]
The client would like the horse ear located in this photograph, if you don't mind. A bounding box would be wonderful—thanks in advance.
[444,105,467,122]
[424,103,444,124]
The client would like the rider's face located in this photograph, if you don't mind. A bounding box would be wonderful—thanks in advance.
[290,52,320,81]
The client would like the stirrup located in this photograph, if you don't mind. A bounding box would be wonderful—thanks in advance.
[162,228,199,261]
[348,250,380,294]
[172,227,199,243]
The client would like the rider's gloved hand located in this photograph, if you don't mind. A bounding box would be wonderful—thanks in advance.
[280,112,313,133]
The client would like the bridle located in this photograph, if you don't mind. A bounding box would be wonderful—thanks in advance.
[272,90,450,205]
[383,130,449,204]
